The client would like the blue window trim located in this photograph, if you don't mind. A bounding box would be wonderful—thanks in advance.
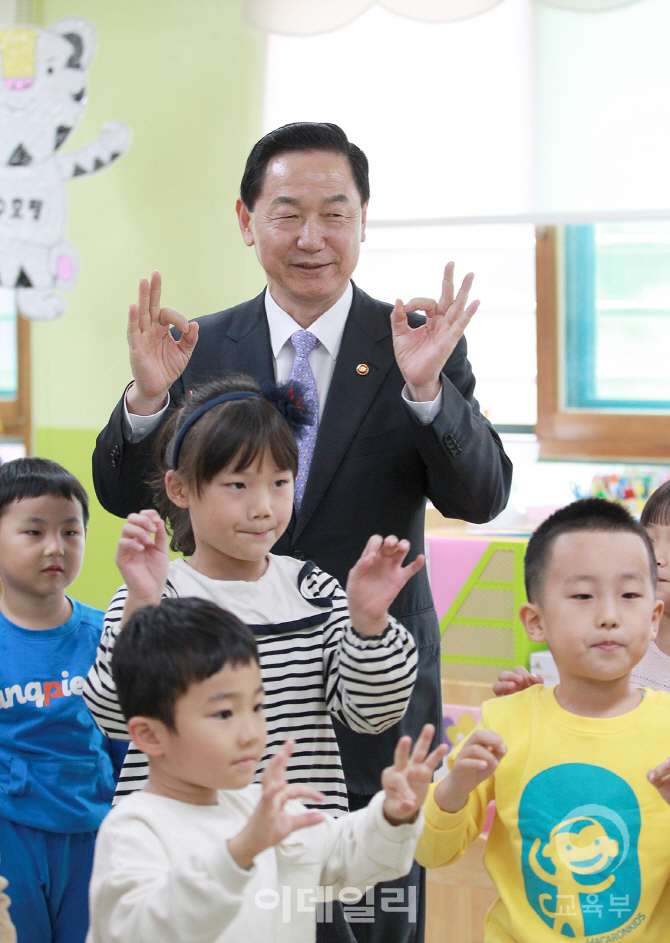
[0,292,18,401]
[564,225,670,411]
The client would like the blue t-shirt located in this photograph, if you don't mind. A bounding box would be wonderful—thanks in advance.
[0,599,126,833]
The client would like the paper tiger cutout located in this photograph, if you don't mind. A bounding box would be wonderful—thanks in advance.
[0,17,131,320]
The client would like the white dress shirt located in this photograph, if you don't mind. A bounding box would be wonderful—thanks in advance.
[124,283,442,441]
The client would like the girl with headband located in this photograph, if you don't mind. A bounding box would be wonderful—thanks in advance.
[84,374,422,817]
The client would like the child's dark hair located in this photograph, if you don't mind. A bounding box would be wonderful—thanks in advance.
[641,481,670,529]
[0,457,89,525]
[154,374,299,555]
[111,598,259,730]
[525,497,656,602]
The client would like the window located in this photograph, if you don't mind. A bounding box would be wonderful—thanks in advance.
[262,3,670,456]
[262,1,538,432]
[564,222,670,410]
[0,289,18,400]
[536,226,670,460]
[356,223,537,430]
[0,288,30,459]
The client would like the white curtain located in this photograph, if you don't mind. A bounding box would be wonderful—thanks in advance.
[261,0,670,220]
[245,0,643,35]
[533,0,670,218]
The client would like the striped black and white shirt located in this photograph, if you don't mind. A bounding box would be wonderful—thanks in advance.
[83,554,418,816]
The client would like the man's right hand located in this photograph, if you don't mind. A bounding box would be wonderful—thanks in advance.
[492,665,543,697]
[126,270,199,416]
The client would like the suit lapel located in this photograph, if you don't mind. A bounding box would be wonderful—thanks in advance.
[224,291,275,382]
[293,286,395,540]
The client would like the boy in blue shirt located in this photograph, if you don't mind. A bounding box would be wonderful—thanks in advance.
[0,458,126,943]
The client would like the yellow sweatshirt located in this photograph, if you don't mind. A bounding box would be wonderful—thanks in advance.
[416,685,670,943]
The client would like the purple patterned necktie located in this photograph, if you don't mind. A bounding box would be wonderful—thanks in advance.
[289,329,319,510]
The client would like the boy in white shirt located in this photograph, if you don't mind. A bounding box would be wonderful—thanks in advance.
[87,597,446,943]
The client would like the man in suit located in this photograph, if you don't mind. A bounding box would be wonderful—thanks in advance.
[93,122,512,942]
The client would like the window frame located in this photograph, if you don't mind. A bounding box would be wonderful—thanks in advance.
[564,224,670,411]
[536,226,670,461]
[0,314,31,452]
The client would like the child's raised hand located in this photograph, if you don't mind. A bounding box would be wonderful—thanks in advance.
[345,535,425,636]
[227,742,325,871]
[433,729,506,814]
[648,758,670,805]
[492,665,543,698]
[382,724,448,825]
[116,510,168,617]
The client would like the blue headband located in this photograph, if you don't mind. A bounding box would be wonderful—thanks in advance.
[171,382,314,470]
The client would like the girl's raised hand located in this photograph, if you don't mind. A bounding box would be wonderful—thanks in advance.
[345,535,425,636]
[116,509,169,621]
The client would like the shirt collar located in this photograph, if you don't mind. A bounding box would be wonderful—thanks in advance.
[264,281,353,361]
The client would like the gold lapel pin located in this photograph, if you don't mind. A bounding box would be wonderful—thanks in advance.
[356,363,369,376]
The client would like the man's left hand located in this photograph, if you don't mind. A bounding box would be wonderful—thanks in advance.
[391,261,479,402]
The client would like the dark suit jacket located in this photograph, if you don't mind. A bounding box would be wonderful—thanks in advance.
[93,284,512,793]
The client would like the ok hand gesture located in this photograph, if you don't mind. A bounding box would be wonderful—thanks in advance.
[126,271,199,415]
[391,262,479,403]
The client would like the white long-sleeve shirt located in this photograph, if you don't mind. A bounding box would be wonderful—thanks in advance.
[83,555,418,815]
[87,787,423,943]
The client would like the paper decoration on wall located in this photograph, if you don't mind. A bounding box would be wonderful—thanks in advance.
[433,538,546,683]
[0,18,131,320]
[442,705,480,753]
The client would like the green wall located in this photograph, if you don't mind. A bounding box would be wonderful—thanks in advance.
[29,0,266,608]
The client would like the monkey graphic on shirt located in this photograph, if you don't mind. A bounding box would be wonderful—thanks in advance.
[519,765,640,938]
[529,815,619,936]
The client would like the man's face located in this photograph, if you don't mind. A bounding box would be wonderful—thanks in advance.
[523,530,662,685]
[237,149,367,323]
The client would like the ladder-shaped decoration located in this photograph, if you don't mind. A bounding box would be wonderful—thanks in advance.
[439,540,547,683]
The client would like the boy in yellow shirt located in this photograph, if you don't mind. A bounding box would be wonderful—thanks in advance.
[416,498,670,943]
